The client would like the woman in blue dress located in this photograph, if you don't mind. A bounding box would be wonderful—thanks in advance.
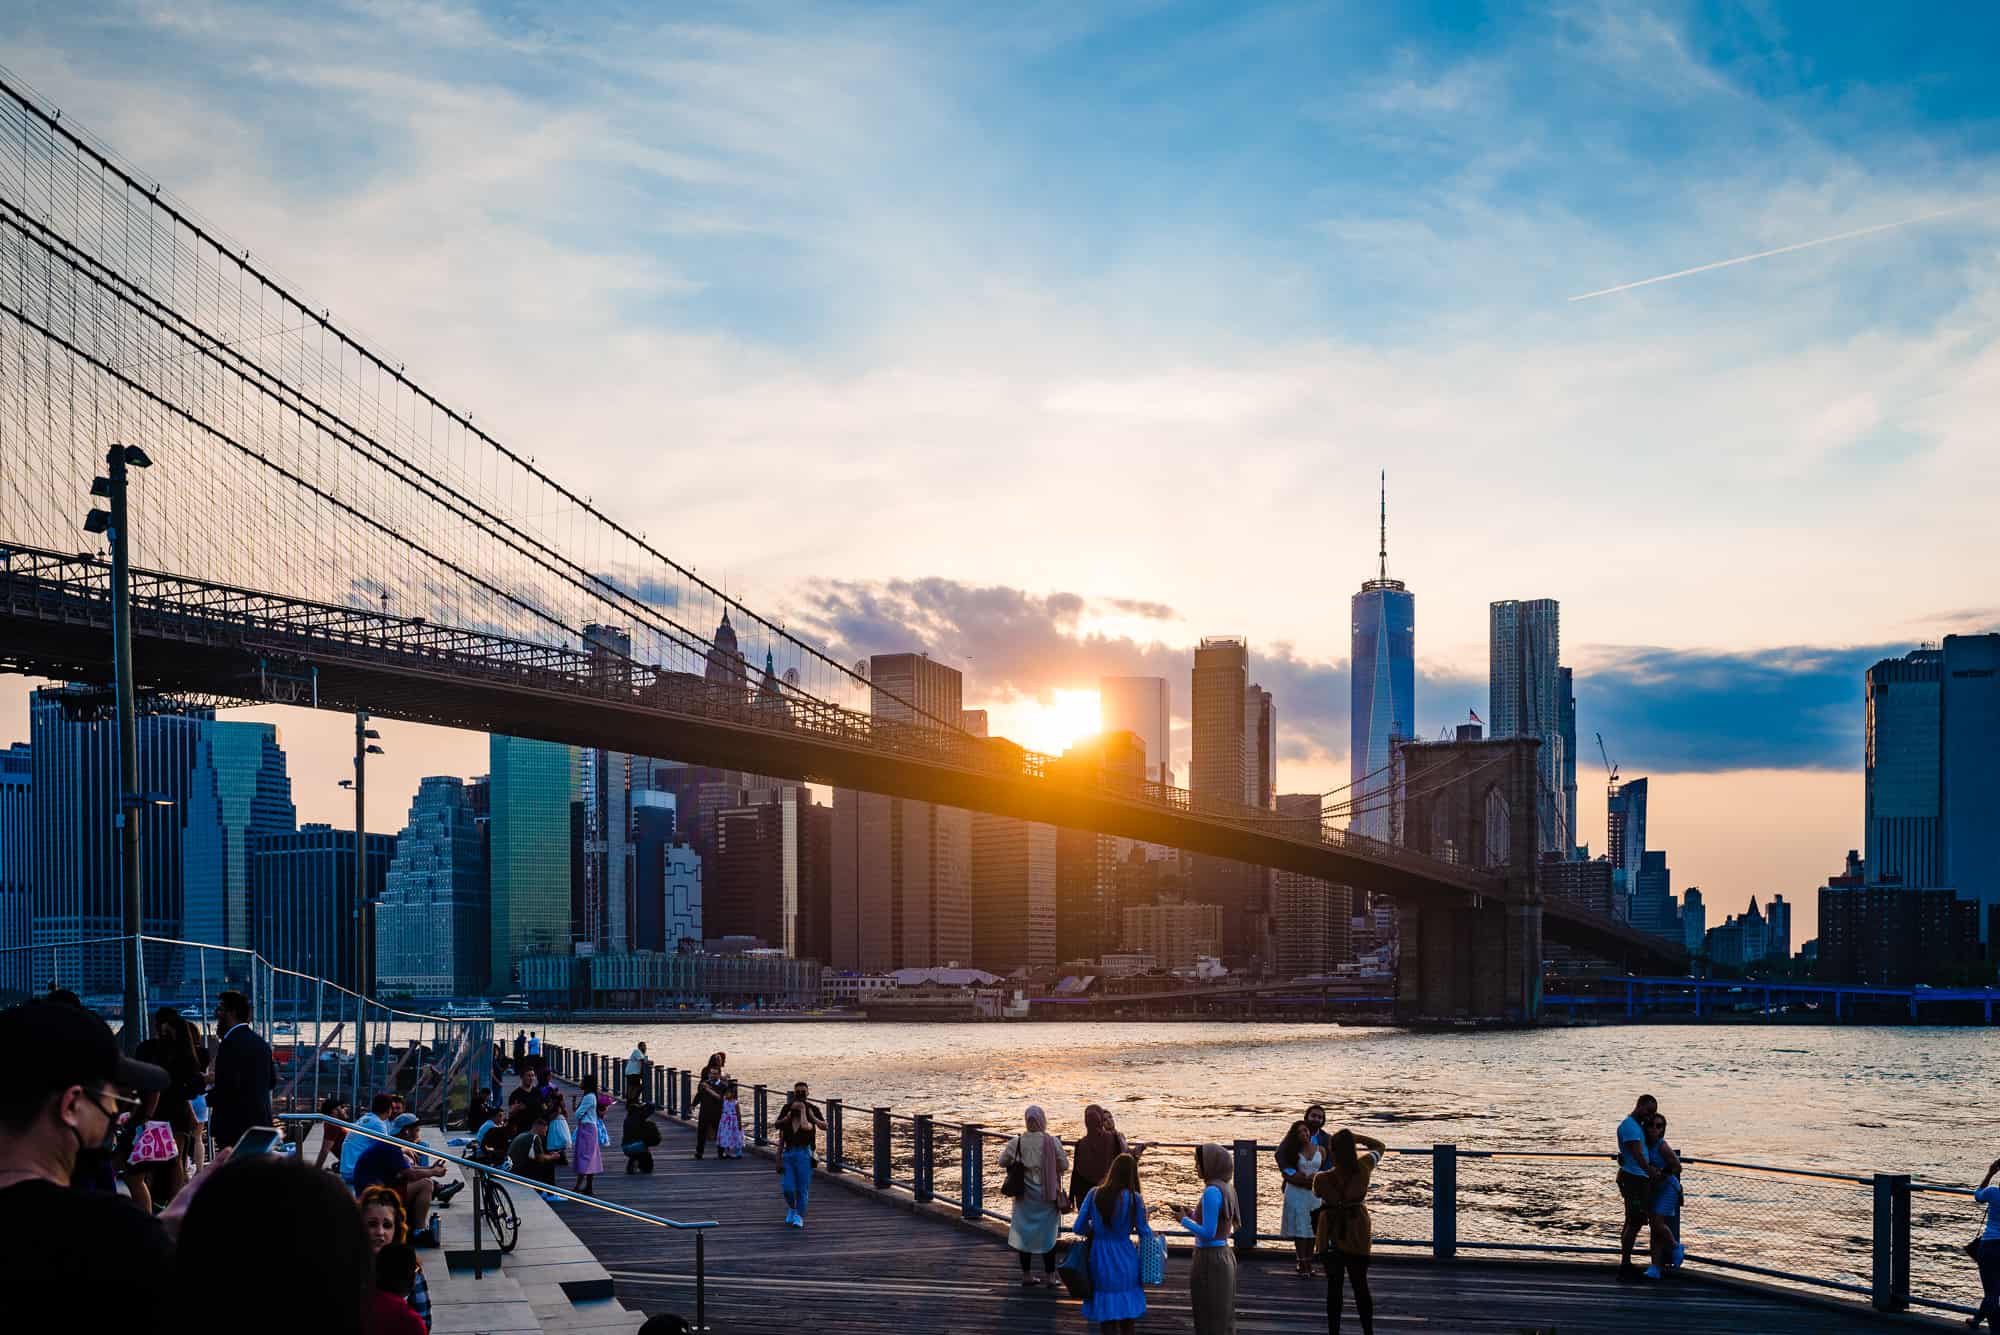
[1075,1152,1155,1334]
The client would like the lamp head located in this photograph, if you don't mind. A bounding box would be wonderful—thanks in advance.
[83,510,111,535]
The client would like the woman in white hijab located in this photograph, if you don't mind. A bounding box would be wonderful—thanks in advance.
[1000,1105,1070,1286]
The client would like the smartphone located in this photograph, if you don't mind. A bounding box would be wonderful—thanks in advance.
[231,1125,283,1157]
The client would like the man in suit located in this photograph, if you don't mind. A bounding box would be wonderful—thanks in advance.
[209,989,274,1151]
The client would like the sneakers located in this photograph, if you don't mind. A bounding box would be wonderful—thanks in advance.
[782,1210,800,1227]
[434,1180,465,1207]
[1643,1265,1662,1280]
[1671,1243,1686,1268]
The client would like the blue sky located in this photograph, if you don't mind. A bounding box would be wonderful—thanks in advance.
[3,1,1999,934]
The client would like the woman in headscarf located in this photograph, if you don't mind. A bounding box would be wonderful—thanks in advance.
[1000,1105,1070,1286]
[1069,1103,1127,1205]
[1175,1144,1240,1334]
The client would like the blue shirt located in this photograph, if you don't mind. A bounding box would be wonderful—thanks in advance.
[1978,1185,2000,1242]
[341,1112,387,1184]
[1616,1115,1648,1176]
[1179,1184,1230,1247]
[351,1140,410,1194]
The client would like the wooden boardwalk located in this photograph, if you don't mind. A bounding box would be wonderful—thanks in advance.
[548,1093,1943,1333]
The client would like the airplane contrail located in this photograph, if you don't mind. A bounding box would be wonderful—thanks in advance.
[1568,199,1992,302]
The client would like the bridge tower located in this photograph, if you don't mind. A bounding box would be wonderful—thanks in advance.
[1391,735,1542,1023]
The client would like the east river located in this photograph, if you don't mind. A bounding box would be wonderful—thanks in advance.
[529,1019,1998,1307]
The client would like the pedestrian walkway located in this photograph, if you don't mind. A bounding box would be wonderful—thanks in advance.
[549,1085,1941,1334]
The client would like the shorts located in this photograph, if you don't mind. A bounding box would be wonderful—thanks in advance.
[1617,1172,1653,1224]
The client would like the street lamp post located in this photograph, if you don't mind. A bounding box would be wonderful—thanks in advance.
[340,713,383,1104]
[87,442,153,1053]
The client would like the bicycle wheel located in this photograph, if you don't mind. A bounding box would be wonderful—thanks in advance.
[483,1180,520,1253]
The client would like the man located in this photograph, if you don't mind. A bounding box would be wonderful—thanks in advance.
[342,1092,397,1186]
[625,1041,648,1102]
[513,1029,528,1067]
[354,1113,452,1240]
[775,1081,825,1229]
[508,1113,561,1189]
[0,1002,173,1325]
[1277,1102,1332,1185]
[1617,1093,1662,1278]
[209,989,274,1151]
[507,1066,543,1115]
[526,1030,542,1060]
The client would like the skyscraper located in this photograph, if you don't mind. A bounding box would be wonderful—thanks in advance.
[1630,849,1679,941]
[29,689,213,990]
[1766,893,1792,961]
[1191,639,1248,802]
[0,744,30,993]
[1606,776,1648,903]
[180,723,296,965]
[1272,792,1351,977]
[579,624,637,953]
[488,734,578,988]
[1349,473,1415,843]
[971,813,1057,974]
[1244,685,1275,809]
[1489,598,1564,854]
[1558,666,1579,857]
[1866,634,2000,933]
[1098,677,1172,786]
[376,776,488,997]
[1681,886,1706,955]
[830,654,972,970]
[250,823,394,992]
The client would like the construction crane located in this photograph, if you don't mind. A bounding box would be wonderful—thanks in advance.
[1595,732,1620,789]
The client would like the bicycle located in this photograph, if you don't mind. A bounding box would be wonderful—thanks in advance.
[477,1171,520,1254]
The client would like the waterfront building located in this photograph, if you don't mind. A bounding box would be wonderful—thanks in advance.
[830,654,972,971]
[1558,666,1580,857]
[376,776,488,998]
[1704,918,1745,969]
[28,689,212,991]
[519,948,820,1010]
[1191,637,1264,962]
[1681,886,1706,955]
[0,744,30,994]
[1350,479,1415,844]
[488,733,578,990]
[180,722,296,969]
[1489,598,1564,854]
[972,812,1058,974]
[1864,634,2000,932]
[1244,685,1275,809]
[1121,900,1223,971]
[709,784,825,958]
[1273,793,1351,977]
[819,970,898,1006]
[1098,677,1172,786]
[249,823,394,992]
[1815,850,1982,984]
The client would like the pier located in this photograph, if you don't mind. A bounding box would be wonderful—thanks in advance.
[537,1045,1971,1331]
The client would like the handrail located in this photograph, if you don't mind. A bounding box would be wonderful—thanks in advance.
[278,1114,719,1231]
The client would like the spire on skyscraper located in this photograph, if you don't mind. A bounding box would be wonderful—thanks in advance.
[1379,468,1388,582]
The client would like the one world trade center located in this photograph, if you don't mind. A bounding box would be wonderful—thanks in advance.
[1349,473,1414,842]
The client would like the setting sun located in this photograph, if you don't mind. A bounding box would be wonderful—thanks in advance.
[983,688,1102,757]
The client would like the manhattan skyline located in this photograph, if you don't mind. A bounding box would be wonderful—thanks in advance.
[2,3,1998,945]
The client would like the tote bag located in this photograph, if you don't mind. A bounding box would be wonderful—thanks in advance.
[1139,1230,1167,1286]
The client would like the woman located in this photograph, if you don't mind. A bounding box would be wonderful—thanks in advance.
[1314,1128,1388,1335]
[1276,1120,1326,1276]
[1070,1104,1127,1205]
[573,1079,605,1196]
[358,1184,433,1331]
[314,1096,353,1172]
[1000,1106,1070,1287]
[128,1006,203,1209]
[693,1055,728,1159]
[1174,1144,1240,1334]
[1973,1156,2000,1329]
[1643,1114,1684,1280]
[1075,1152,1155,1334]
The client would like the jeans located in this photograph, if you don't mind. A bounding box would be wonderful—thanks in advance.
[1978,1238,2000,1322]
[782,1148,813,1217]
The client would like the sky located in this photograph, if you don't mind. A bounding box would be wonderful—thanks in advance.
[4,1,2000,944]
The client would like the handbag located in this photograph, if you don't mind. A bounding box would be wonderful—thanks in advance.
[1139,1231,1167,1286]
[128,1120,177,1166]
[1056,1237,1093,1301]
[1001,1159,1027,1199]
[597,1117,610,1148]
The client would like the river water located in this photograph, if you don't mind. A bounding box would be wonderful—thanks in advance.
[532,1019,1997,1308]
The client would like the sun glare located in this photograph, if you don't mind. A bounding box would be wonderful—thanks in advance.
[990,688,1102,757]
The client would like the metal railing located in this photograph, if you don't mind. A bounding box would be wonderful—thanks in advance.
[531,1048,1990,1323]
[280,1113,718,1328]
[1,934,491,1129]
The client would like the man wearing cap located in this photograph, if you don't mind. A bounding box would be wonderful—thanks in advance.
[352,1113,450,1238]
[0,1001,173,1325]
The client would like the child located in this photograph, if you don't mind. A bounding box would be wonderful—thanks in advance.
[717,1079,745,1159]
[369,1243,428,1335]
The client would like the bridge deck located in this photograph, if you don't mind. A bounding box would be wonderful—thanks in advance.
[549,1092,1924,1334]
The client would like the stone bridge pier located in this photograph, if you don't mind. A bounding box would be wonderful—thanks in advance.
[1391,736,1543,1024]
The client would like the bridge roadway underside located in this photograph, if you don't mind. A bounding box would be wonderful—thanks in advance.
[550,1088,1905,1334]
[0,572,1681,978]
